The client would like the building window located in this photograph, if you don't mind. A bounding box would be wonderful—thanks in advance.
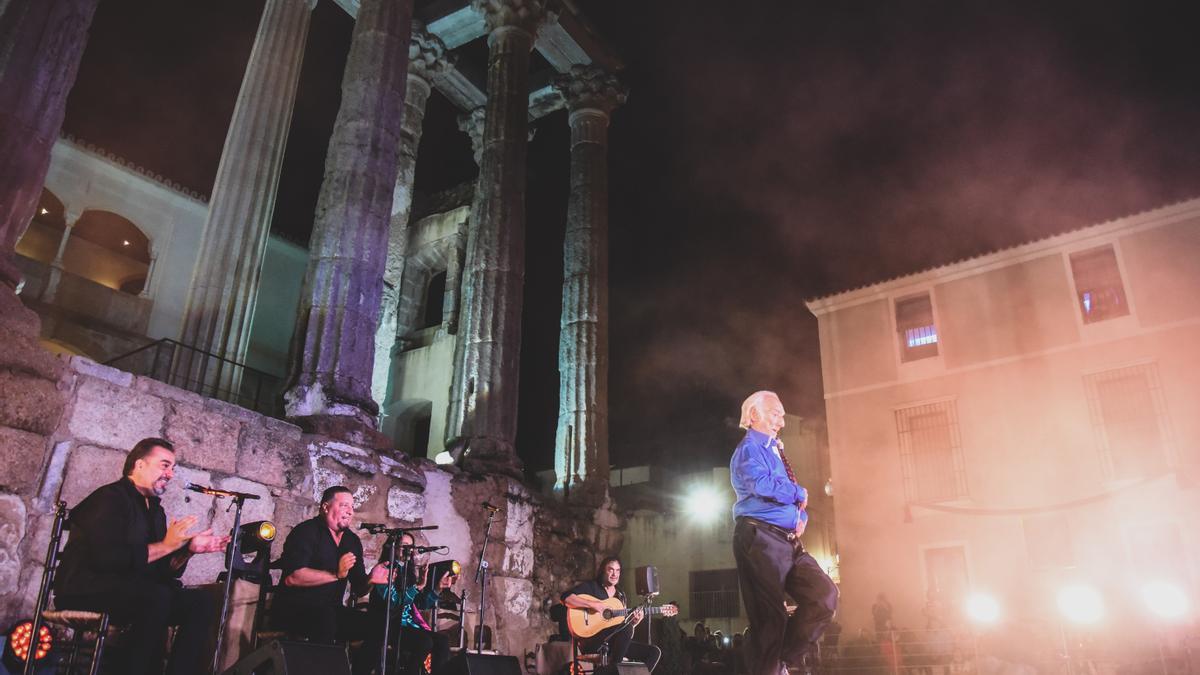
[411,413,431,458]
[896,400,967,503]
[420,270,447,329]
[895,293,939,362]
[1084,363,1171,479]
[1023,514,1074,568]
[923,545,969,613]
[1069,245,1129,323]
[689,569,740,619]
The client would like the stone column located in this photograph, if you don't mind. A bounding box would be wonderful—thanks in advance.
[50,210,79,267]
[0,0,98,447]
[371,25,451,408]
[552,66,625,503]
[446,0,548,476]
[179,0,316,392]
[284,0,413,444]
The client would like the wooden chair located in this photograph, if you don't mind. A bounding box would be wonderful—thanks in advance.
[25,501,120,675]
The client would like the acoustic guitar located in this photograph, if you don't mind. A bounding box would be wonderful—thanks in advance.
[566,595,679,638]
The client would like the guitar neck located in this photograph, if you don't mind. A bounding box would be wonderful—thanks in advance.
[613,604,672,618]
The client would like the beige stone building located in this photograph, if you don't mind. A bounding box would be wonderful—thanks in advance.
[806,199,1200,640]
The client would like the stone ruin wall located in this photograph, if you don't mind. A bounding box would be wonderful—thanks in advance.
[0,355,623,659]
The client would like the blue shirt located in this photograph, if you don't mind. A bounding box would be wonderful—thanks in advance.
[730,428,807,529]
[369,564,439,629]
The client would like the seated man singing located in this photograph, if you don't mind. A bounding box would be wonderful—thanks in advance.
[54,437,230,675]
[273,486,390,644]
[562,557,662,672]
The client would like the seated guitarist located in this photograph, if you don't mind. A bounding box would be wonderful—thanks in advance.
[562,556,662,672]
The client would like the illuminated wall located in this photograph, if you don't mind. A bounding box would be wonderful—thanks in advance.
[808,200,1200,646]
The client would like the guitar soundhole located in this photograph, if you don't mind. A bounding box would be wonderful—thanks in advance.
[602,609,613,620]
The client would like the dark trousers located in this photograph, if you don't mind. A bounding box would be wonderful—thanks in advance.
[57,583,213,675]
[733,518,838,675]
[355,616,451,675]
[276,601,371,645]
[580,623,662,672]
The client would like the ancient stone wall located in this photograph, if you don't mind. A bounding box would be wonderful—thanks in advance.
[0,355,622,660]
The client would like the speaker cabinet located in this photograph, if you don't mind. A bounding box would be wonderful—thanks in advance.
[221,640,350,675]
[634,565,658,596]
[444,652,523,675]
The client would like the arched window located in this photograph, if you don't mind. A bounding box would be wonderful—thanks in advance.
[63,210,150,294]
[420,270,447,329]
[15,189,67,263]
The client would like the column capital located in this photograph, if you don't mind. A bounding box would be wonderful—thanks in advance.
[409,24,454,83]
[471,0,552,39]
[553,65,627,117]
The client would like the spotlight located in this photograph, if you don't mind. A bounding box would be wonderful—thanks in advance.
[965,592,1001,624]
[1142,581,1189,621]
[429,559,462,585]
[1057,584,1104,624]
[228,520,276,584]
[683,485,723,523]
[3,620,53,670]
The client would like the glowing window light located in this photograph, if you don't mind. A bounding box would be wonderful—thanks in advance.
[1142,581,1189,620]
[40,208,49,215]
[905,325,938,347]
[965,592,1001,624]
[683,485,724,523]
[1082,291,1093,314]
[1057,584,1104,624]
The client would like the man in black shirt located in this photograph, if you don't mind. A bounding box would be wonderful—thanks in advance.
[274,486,389,643]
[54,437,230,675]
[562,557,662,672]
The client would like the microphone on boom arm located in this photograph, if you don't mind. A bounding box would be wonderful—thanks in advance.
[482,501,503,513]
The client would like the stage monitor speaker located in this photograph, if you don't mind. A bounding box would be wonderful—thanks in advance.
[221,640,350,675]
[444,652,522,675]
[596,663,651,675]
[634,565,658,596]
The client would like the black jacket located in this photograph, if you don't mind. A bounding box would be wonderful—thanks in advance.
[54,477,185,598]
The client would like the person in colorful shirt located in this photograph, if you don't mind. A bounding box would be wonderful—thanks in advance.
[356,532,457,675]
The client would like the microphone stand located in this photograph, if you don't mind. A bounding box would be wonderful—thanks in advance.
[473,507,499,653]
[208,487,261,675]
[380,530,403,675]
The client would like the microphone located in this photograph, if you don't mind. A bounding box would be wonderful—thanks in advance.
[184,482,260,500]
[482,502,502,513]
[359,523,387,532]
[402,545,444,554]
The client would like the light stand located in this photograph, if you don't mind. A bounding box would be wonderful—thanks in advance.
[200,485,261,675]
[473,504,500,653]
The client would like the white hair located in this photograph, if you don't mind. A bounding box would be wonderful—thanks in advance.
[739,390,779,429]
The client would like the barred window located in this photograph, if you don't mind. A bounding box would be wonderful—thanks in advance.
[1084,364,1171,479]
[1070,246,1129,323]
[689,569,740,619]
[895,293,939,362]
[1023,513,1074,569]
[896,400,967,503]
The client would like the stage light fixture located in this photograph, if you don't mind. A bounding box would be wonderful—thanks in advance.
[228,520,276,584]
[1142,581,1189,620]
[1057,584,1104,624]
[429,559,462,584]
[3,620,53,670]
[965,592,1001,624]
[683,484,723,523]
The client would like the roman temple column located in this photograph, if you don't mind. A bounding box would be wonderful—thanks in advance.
[284,0,413,442]
[372,24,451,408]
[0,0,99,408]
[179,0,316,392]
[552,65,626,502]
[446,0,548,476]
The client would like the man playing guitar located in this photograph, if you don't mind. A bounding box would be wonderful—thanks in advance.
[561,557,665,672]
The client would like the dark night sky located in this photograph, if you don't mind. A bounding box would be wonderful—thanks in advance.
[62,1,1200,474]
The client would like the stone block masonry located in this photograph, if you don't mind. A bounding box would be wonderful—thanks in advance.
[0,354,623,660]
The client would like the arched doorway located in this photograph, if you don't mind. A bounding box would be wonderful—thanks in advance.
[62,210,151,294]
[14,189,67,263]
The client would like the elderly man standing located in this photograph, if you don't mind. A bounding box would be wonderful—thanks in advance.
[730,391,837,675]
[54,437,230,675]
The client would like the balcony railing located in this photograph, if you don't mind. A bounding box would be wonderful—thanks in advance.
[105,339,284,418]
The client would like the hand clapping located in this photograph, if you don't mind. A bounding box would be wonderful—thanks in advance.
[187,528,231,554]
